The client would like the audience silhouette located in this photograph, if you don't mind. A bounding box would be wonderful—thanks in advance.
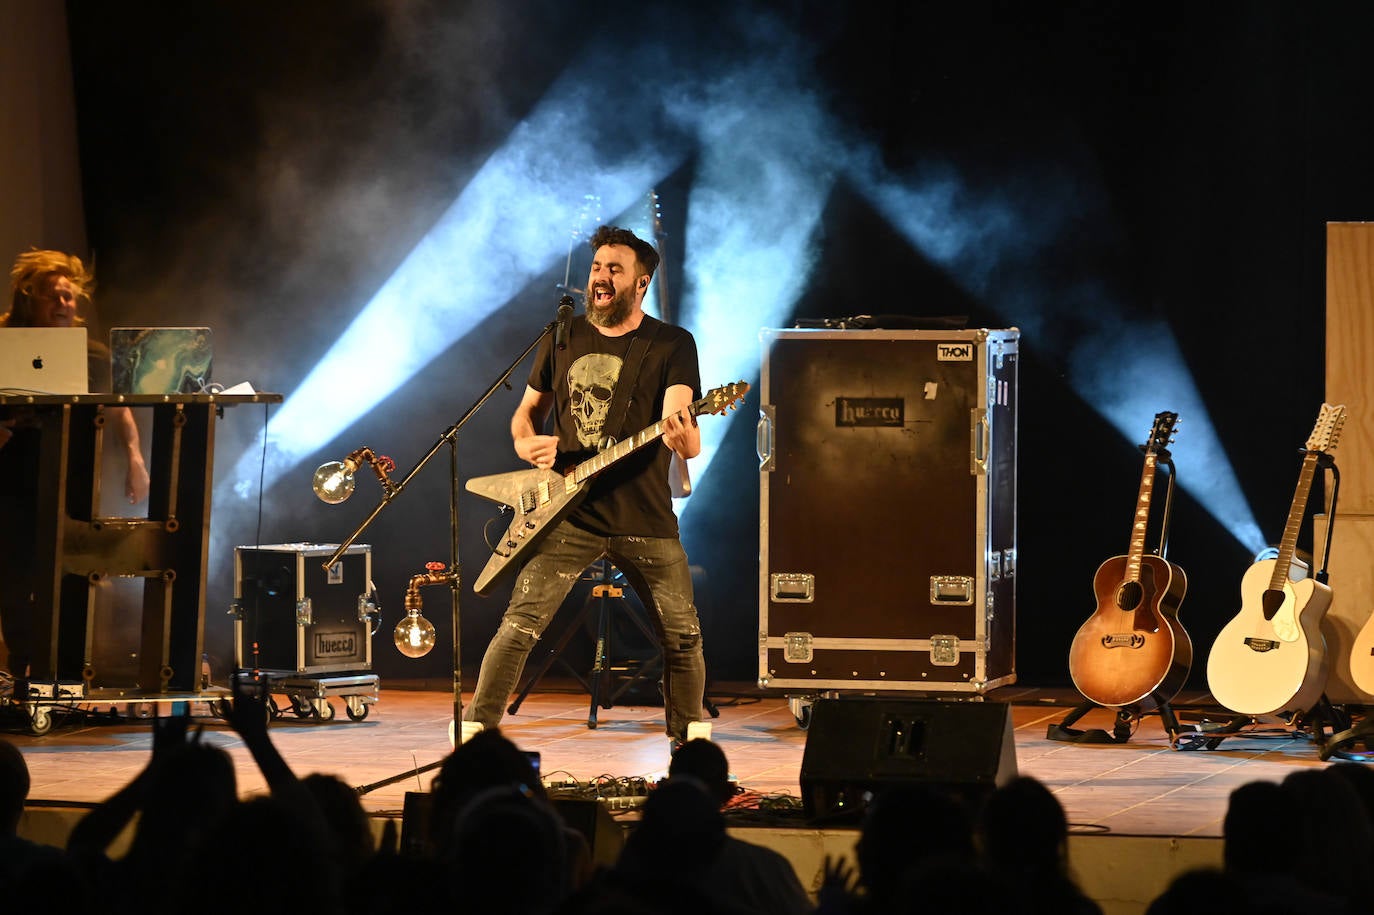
[814,780,984,914]
[428,727,593,899]
[64,717,241,915]
[19,690,1374,915]
[667,738,812,915]
[1,736,88,906]
[978,775,1101,915]
[562,773,754,915]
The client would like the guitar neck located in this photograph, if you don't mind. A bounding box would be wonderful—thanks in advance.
[1123,452,1158,582]
[570,399,703,484]
[650,188,672,324]
[1269,452,1320,590]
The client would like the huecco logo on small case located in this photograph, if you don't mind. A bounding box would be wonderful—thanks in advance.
[936,342,974,361]
[315,631,358,658]
[835,397,904,427]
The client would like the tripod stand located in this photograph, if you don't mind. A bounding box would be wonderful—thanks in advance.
[507,559,718,728]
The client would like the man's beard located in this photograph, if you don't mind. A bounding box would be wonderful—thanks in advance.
[585,282,635,328]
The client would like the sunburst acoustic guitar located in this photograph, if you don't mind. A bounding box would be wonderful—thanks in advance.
[1205,403,1347,717]
[1069,411,1191,710]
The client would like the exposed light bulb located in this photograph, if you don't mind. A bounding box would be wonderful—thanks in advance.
[312,461,356,504]
[394,610,436,658]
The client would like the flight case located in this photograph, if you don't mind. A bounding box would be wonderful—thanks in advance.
[232,543,380,721]
[757,328,1018,700]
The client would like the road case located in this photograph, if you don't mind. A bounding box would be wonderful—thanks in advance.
[757,328,1018,698]
[233,543,376,675]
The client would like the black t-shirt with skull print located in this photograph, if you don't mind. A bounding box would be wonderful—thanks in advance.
[528,313,701,538]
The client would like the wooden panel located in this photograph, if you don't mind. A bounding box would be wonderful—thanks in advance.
[1315,512,1374,705]
[1325,223,1374,511]
[1323,225,1374,710]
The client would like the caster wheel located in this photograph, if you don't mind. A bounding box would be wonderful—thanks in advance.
[30,707,53,736]
[344,699,369,721]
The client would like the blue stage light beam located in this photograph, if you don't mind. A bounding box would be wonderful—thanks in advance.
[852,161,1267,555]
[1068,317,1267,554]
[224,97,683,498]
[664,63,842,515]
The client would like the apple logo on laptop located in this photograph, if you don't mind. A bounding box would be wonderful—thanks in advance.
[32,356,44,370]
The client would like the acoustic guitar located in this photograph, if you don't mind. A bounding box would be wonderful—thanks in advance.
[1069,411,1191,710]
[1349,568,1374,698]
[467,381,748,595]
[1205,403,1347,717]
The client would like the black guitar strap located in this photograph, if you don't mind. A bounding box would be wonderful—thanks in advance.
[599,315,659,447]
[551,315,660,449]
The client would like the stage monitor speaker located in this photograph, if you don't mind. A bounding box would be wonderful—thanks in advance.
[799,698,1017,819]
[550,797,625,867]
[401,791,624,868]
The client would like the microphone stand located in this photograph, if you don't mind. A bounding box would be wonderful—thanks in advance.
[333,314,560,795]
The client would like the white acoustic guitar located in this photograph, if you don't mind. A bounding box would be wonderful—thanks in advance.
[1205,403,1346,717]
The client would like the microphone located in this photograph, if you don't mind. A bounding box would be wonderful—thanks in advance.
[555,295,575,350]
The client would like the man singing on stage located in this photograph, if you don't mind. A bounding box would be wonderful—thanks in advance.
[463,225,706,753]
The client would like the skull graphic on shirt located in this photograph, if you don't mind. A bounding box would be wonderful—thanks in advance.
[567,353,623,449]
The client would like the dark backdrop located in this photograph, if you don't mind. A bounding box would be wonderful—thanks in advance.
[63,1,1374,692]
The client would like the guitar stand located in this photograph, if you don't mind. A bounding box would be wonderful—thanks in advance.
[506,560,719,728]
[1046,699,1184,746]
[584,563,662,729]
[1301,694,1352,748]
[1174,694,1352,752]
[1320,709,1374,761]
[580,565,721,726]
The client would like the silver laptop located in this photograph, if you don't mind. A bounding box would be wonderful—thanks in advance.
[110,327,213,395]
[0,326,89,394]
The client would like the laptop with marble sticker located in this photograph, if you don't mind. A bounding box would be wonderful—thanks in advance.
[110,327,213,395]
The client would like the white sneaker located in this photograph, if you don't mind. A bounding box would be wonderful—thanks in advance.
[448,718,484,748]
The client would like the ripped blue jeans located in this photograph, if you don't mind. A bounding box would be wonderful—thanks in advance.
[464,520,705,741]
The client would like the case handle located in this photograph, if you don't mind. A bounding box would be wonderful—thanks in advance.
[970,408,989,474]
[757,404,776,472]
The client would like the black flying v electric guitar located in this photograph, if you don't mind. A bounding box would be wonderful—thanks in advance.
[467,381,749,595]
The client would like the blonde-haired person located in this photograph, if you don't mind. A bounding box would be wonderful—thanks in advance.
[1,250,149,704]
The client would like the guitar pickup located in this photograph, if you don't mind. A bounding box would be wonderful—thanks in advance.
[1242,637,1279,653]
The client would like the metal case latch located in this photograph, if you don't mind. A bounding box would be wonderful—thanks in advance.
[357,591,378,623]
[295,597,314,626]
[783,632,814,663]
[930,635,960,666]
